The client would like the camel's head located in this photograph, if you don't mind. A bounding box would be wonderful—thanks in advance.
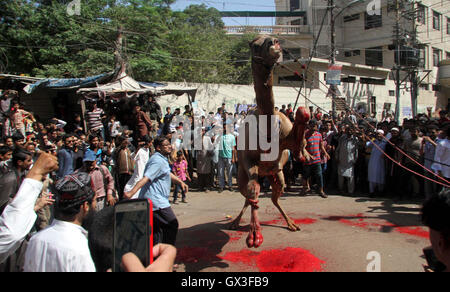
[249,35,283,68]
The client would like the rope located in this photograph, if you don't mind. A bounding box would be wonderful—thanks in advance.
[277,59,450,187]
[364,134,450,187]
[306,68,450,186]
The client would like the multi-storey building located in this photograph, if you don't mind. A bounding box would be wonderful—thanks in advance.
[225,0,449,120]
[275,0,450,115]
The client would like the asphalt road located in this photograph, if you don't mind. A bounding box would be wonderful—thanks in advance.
[171,183,430,272]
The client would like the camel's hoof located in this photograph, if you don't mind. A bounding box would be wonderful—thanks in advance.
[246,231,264,248]
[246,233,254,248]
[254,231,264,248]
[288,223,301,232]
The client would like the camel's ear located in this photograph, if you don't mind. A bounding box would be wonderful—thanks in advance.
[249,36,265,48]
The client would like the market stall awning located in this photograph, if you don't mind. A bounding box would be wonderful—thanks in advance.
[23,72,115,94]
[77,72,198,101]
[150,83,198,100]
[76,72,166,98]
[0,74,43,84]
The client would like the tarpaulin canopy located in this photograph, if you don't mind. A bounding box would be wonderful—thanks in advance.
[76,72,166,97]
[77,72,198,101]
[23,72,114,94]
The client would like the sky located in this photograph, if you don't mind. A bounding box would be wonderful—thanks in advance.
[170,0,279,26]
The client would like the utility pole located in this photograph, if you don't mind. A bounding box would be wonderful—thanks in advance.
[394,0,401,123]
[410,0,419,118]
[329,0,337,120]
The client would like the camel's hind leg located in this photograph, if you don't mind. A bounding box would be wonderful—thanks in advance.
[229,201,250,230]
[268,171,301,232]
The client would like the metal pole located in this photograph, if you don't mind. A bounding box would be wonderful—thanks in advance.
[330,0,337,120]
[411,0,419,118]
[394,0,401,123]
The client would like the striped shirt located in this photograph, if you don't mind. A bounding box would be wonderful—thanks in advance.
[86,109,104,131]
[305,130,323,165]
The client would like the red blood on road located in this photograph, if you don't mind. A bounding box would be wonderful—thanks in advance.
[293,218,317,225]
[220,247,325,272]
[327,214,430,239]
[260,217,317,227]
[394,227,429,239]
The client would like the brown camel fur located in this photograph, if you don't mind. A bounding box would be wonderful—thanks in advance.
[230,35,310,248]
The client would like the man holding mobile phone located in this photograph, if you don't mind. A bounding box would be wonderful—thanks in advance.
[422,189,450,272]
[124,136,188,246]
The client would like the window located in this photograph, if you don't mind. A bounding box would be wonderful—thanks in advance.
[447,52,450,60]
[447,17,450,34]
[432,84,441,91]
[344,14,360,22]
[290,0,300,11]
[389,90,395,97]
[365,11,382,29]
[360,78,386,85]
[419,47,426,68]
[345,50,361,57]
[433,10,441,30]
[433,48,441,67]
[341,76,356,83]
[417,4,426,24]
[370,96,377,115]
[365,47,383,67]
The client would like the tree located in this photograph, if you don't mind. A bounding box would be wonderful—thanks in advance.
[0,1,254,85]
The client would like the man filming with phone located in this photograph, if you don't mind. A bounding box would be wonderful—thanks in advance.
[422,189,450,272]
[124,136,188,246]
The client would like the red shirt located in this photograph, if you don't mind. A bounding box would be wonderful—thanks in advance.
[305,130,323,165]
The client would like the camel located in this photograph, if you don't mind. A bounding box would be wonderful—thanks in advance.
[230,35,310,248]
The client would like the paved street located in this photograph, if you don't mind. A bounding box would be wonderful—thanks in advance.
[172,184,430,272]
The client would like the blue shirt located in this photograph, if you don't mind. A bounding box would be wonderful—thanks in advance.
[57,148,74,179]
[139,152,172,211]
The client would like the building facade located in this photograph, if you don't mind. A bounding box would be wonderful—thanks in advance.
[239,0,449,120]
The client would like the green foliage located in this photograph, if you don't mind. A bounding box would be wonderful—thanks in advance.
[0,1,253,84]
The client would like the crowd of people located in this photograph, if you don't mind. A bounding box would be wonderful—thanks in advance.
[282,106,450,201]
[0,87,449,272]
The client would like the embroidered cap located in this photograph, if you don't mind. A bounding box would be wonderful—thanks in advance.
[54,172,95,211]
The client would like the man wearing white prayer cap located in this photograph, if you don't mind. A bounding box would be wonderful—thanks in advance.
[366,128,388,197]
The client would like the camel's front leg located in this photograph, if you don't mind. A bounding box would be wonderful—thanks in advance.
[269,172,301,232]
[246,179,263,248]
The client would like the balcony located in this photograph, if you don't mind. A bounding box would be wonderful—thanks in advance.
[224,25,311,35]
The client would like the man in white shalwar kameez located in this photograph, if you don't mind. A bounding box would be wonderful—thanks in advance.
[336,126,359,194]
[367,130,388,196]
[124,136,152,199]
[196,128,216,192]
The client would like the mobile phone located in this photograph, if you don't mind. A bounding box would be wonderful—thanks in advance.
[113,199,154,272]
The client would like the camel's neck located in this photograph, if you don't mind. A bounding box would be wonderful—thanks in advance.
[252,62,275,116]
